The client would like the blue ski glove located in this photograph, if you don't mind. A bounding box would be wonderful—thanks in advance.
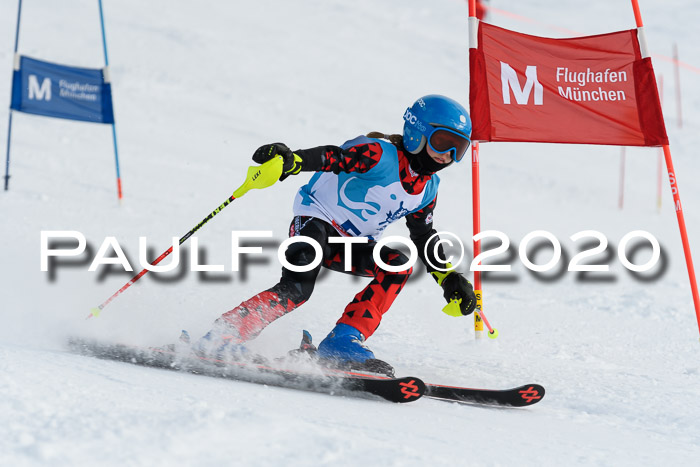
[431,268,476,316]
[252,143,303,181]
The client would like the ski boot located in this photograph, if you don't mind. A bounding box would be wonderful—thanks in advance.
[317,323,395,377]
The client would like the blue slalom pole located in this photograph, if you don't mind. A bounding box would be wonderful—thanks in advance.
[4,0,22,191]
[98,0,123,202]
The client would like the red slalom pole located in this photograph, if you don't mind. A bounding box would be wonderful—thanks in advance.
[657,74,664,212]
[631,0,700,338]
[631,0,644,26]
[86,156,284,319]
[662,145,700,336]
[469,0,487,339]
[470,143,499,339]
[468,2,498,340]
[471,141,486,338]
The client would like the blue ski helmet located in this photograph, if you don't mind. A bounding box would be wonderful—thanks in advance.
[402,95,472,162]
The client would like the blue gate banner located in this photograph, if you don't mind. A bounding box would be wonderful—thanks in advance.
[10,55,114,124]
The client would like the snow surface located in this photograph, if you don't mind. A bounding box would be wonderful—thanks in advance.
[2,0,700,465]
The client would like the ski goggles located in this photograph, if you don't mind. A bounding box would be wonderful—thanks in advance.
[404,110,471,162]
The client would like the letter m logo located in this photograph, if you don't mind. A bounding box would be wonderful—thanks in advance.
[500,62,543,105]
[28,75,52,101]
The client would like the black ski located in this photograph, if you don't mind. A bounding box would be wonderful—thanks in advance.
[289,330,545,408]
[424,382,545,407]
[67,338,425,404]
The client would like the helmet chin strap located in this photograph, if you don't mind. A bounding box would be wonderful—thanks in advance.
[408,147,453,175]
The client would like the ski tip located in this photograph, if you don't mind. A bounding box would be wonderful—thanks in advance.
[361,376,425,403]
[396,377,426,403]
[515,384,545,406]
[424,382,546,407]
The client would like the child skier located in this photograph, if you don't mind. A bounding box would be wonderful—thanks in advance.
[196,95,477,371]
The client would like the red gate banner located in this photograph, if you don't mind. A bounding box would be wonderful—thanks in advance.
[470,22,668,146]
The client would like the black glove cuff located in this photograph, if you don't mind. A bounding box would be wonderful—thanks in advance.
[252,143,292,165]
[441,273,476,315]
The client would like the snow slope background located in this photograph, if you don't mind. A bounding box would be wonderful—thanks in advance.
[1,0,700,465]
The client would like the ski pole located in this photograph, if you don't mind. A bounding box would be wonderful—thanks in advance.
[475,308,498,339]
[443,299,499,339]
[86,155,284,319]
